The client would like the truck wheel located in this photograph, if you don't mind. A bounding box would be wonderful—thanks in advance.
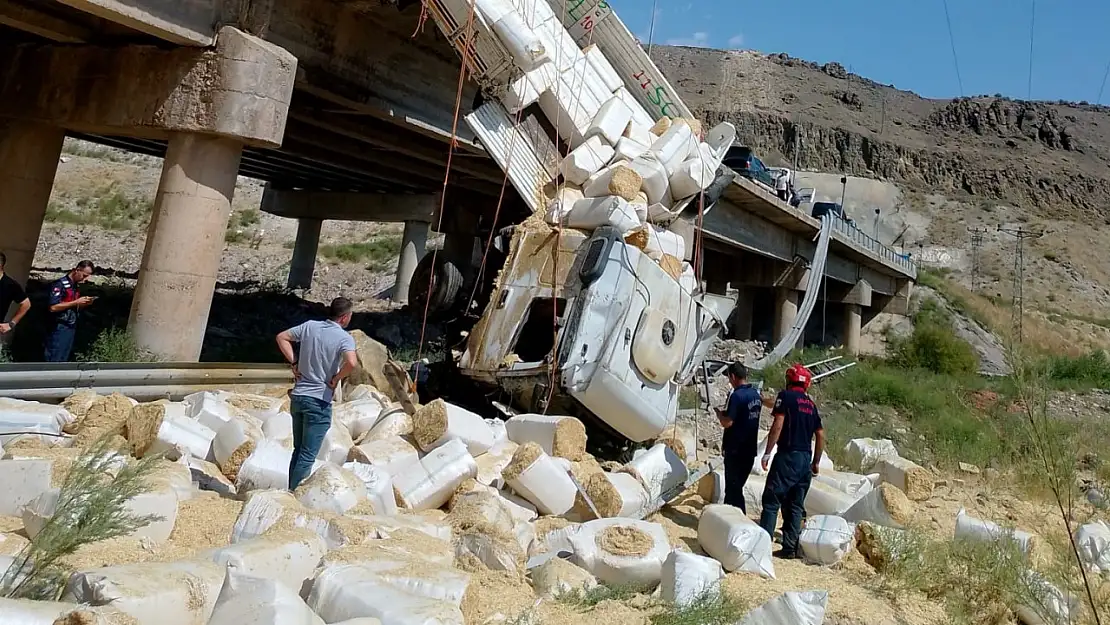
[408,254,464,315]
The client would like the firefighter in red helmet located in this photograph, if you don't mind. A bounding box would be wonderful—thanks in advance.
[758,363,825,559]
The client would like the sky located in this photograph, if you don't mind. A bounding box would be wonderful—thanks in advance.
[607,0,1110,103]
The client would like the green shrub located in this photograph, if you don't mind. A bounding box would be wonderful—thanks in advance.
[1045,350,1110,390]
[891,300,978,376]
[45,187,153,230]
[320,235,403,270]
[76,328,156,363]
[650,591,747,625]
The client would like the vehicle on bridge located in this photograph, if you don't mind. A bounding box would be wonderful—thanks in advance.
[723,146,776,191]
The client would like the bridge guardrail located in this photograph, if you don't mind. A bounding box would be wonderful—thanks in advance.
[828,214,918,277]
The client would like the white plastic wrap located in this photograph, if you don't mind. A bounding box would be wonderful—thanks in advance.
[393,439,478,511]
[557,195,641,233]
[503,414,585,459]
[236,439,297,493]
[308,563,464,625]
[231,490,303,543]
[661,550,724,607]
[842,438,898,473]
[954,508,1035,557]
[587,97,634,145]
[412,399,497,456]
[799,516,855,566]
[343,461,398,516]
[620,443,688,502]
[1015,571,1081,625]
[668,153,715,200]
[486,418,508,447]
[317,419,355,465]
[649,121,696,175]
[491,9,548,70]
[205,529,327,597]
[261,412,293,445]
[585,471,649,518]
[505,449,577,515]
[812,469,875,498]
[0,398,75,445]
[334,398,389,441]
[544,185,586,224]
[568,519,671,589]
[540,75,602,148]
[697,504,775,578]
[0,458,52,516]
[0,598,74,625]
[583,161,631,199]
[804,481,858,517]
[475,439,518,488]
[213,417,262,470]
[348,436,421,477]
[642,225,685,262]
[583,44,624,93]
[531,557,598,598]
[147,411,218,461]
[614,137,649,163]
[614,86,657,134]
[64,560,225,625]
[351,514,453,543]
[629,153,671,206]
[842,484,911,529]
[207,570,324,625]
[1076,521,1110,573]
[295,464,367,515]
[873,456,934,501]
[739,591,829,625]
[559,136,616,186]
[187,392,239,432]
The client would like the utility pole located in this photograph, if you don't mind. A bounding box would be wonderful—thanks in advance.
[839,176,848,210]
[967,227,989,293]
[997,226,1044,344]
[792,131,801,173]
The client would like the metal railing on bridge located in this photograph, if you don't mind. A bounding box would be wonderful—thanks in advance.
[827,214,918,277]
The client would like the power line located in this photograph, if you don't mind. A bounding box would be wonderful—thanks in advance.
[1098,57,1110,105]
[646,0,660,56]
[941,0,964,96]
[1027,0,1036,99]
[998,226,1043,344]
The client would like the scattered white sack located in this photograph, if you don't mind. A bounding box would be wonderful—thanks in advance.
[1076,521,1110,573]
[231,490,304,543]
[207,570,324,625]
[842,438,898,473]
[641,225,685,262]
[530,557,597,598]
[330,620,384,625]
[0,397,75,445]
[954,508,1035,557]
[504,61,558,113]
[503,443,577,515]
[813,469,875,498]
[22,483,178,544]
[0,458,52,516]
[334,398,388,441]
[348,435,421,476]
[317,419,355,465]
[619,443,688,503]
[136,407,217,461]
[352,514,453,542]
[205,528,327,598]
[559,136,616,186]
[540,75,602,148]
[308,563,465,625]
[614,87,656,133]
[587,97,634,145]
[1015,570,1081,625]
[213,417,262,474]
[261,411,294,445]
[614,137,649,163]
[697,465,725,504]
[333,548,471,604]
[583,161,631,199]
[412,399,496,456]
[558,196,641,233]
[629,153,672,206]
[804,480,859,517]
[649,121,697,175]
[491,9,548,71]
[153,457,196,502]
[501,489,538,522]
[393,438,478,511]
[0,598,74,625]
[569,519,671,590]
[186,456,237,498]
[697,503,775,578]
[64,560,224,625]
[842,483,914,529]
[295,464,367,515]
[186,391,241,432]
[799,516,856,566]
[873,456,934,501]
[739,590,829,625]
[504,414,587,460]
[236,439,297,493]
[668,153,715,200]
[661,550,724,607]
[577,471,648,519]
[475,439,518,488]
[343,462,397,516]
[544,185,586,224]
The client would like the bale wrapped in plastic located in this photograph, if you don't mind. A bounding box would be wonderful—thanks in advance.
[583,44,624,93]
[618,442,688,503]
[738,591,829,625]
[204,529,327,598]
[559,136,616,186]
[308,562,466,625]
[502,442,577,515]
[842,483,915,529]
[393,438,478,511]
[587,97,635,145]
[343,461,398,516]
[540,74,603,148]
[347,435,421,477]
[574,471,648,519]
[1076,520,1110,573]
[661,550,724,607]
[412,399,497,456]
[697,504,775,578]
[503,61,558,113]
[842,438,898,473]
[504,413,588,460]
[294,463,368,515]
[628,153,672,206]
[874,456,934,501]
[954,508,1035,557]
[648,120,697,175]
[799,515,856,565]
[556,195,642,234]
[490,8,549,71]
[568,519,671,590]
[206,570,324,625]
[63,560,225,625]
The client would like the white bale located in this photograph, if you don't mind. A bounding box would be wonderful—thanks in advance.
[331,621,384,625]
[754,432,833,476]
[261,411,293,444]
[504,61,558,113]
[587,97,634,145]
[580,471,648,519]
[697,466,725,504]
[697,504,775,578]
[185,456,237,498]
[505,447,577,515]
[503,414,586,459]
[668,152,715,200]
[954,508,1035,557]
[352,514,453,543]
[317,419,355,465]
[187,391,239,432]
[569,519,670,589]
[212,417,262,469]
[308,563,465,625]
[642,225,685,262]
[0,398,75,445]
[147,411,217,461]
[799,516,856,566]
[629,153,672,206]
[530,557,597,598]
[534,17,582,73]
[544,185,585,224]
[649,120,696,175]
[560,55,614,112]
[206,529,327,598]
[231,490,304,543]
[334,549,471,604]
[738,473,766,516]
[334,398,388,441]
[804,481,858,517]
[559,136,616,186]
[582,161,630,198]
[842,484,913,529]
[491,9,548,71]
[295,464,367,515]
[614,137,649,163]
[1076,521,1110,573]
[343,462,398,516]
[615,86,656,132]
[412,399,496,456]
[661,550,724,607]
[620,442,688,502]
[0,458,51,516]
[393,439,478,511]
[208,570,324,625]
[0,598,74,625]
[348,435,421,477]
[813,469,874,498]
[739,591,829,625]
[344,384,387,403]
[236,439,296,493]
[475,439,518,489]
[500,489,538,522]
[873,456,934,501]
[583,44,624,93]
[64,560,224,625]
[540,74,602,148]
[23,484,177,543]
[678,262,697,293]
[557,196,641,233]
[842,438,898,473]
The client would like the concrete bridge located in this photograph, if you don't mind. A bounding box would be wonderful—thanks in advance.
[0,0,915,361]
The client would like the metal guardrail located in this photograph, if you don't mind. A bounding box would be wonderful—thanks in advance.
[0,362,292,402]
[828,214,918,277]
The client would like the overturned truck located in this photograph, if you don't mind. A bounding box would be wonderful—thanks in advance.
[416,0,738,447]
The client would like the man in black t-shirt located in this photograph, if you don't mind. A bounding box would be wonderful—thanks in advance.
[0,252,31,339]
[758,363,825,559]
[715,362,762,513]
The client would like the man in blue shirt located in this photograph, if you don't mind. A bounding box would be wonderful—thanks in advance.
[759,363,825,559]
[276,297,359,490]
[715,362,762,513]
[45,261,96,362]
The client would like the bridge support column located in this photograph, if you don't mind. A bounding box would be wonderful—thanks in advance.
[129,134,243,361]
[844,303,862,356]
[774,288,799,347]
[0,120,64,286]
[394,220,429,304]
[288,218,322,290]
[729,286,753,340]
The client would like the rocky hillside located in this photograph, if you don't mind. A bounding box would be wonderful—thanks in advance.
[651,47,1110,224]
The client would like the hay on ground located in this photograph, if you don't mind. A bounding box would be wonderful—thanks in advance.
[878,483,915,525]
[73,393,134,447]
[218,440,256,482]
[596,525,652,557]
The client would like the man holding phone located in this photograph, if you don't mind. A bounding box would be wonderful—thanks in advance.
[45,260,96,362]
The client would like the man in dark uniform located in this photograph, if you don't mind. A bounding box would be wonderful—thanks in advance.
[0,252,31,339]
[715,362,762,513]
[45,260,95,362]
[759,363,825,559]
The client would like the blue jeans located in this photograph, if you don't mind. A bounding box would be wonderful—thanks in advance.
[44,325,76,362]
[288,395,332,490]
[759,449,813,555]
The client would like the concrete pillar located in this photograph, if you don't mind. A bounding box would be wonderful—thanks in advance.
[773,288,800,346]
[129,134,243,361]
[730,286,753,340]
[0,121,65,285]
[394,220,429,304]
[844,303,862,356]
[287,218,322,289]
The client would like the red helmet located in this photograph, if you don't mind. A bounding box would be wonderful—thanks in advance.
[786,363,813,390]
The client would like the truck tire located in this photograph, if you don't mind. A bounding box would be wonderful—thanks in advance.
[408,254,464,315]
